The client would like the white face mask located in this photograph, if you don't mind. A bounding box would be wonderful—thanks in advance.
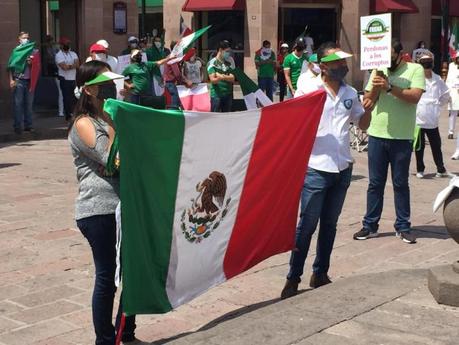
[95,53,107,62]
[154,42,161,49]
[20,38,29,45]
[311,63,321,75]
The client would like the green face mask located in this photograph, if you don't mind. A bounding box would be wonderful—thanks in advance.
[223,51,231,60]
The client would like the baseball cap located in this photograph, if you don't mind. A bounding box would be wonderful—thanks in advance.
[89,43,107,53]
[418,50,433,61]
[309,53,318,63]
[128,36,138,43]
[59,37,71,45]
[96,39,109,49]
[281,43,289,48]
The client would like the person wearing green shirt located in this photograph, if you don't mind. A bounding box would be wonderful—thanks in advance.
[353,39,425,245]
[122,49,171,106]
[255,40,276,101]
[283,37,308,97]
[207,40,235,112]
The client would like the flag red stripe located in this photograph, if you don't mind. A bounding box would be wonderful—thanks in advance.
[223,90,326,279]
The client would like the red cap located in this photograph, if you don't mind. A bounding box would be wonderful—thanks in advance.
[401,53,412,62]
[59,37,71,45]
[90,43,107,53]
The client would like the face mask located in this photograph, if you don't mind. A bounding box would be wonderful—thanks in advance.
[94,53,107,62]
[311,63,321,75]
[133,54,142,63]
[223,51,231,60]
[327,65,349,82]
[20,38,29,45]
[154,42,161,49]
[420,60,433,69]
[420,44,425,49]
[97,83,117,101]
[389,53,400,71]
[130,42,138,49]
[63,44,70,51]
[261,47,271,56]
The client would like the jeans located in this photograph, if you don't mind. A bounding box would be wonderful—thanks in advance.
[258,77,274,101]
[363,136,412,233]
[13,79,33,130]
[211,95,233,112]
[165,81,182,110]
[59,78,77,120]
[76,214,136,345]
[415,127,445,174]
[287,166,352,280]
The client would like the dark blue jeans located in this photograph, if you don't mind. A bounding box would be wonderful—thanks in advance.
[76,214,136,345]
[165,81,182,110]
[287,166,352,280]
[258,77,274,101]
[211,95,233,112]
[363,136,412,233]
[13,79,33,130]
[59,78,77,120]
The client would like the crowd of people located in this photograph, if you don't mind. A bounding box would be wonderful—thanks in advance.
[8,29,459,344]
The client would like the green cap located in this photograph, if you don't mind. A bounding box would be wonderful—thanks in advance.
[309,53,318,63]
[85,71,124,86]
[320,51,352,63]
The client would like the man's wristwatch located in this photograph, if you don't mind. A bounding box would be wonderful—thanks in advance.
[386,83,393,93]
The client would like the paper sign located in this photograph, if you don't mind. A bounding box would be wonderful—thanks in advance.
[360,13,392,70]
[116,52,147,74]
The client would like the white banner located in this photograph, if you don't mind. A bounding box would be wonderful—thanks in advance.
[360,13,392,70]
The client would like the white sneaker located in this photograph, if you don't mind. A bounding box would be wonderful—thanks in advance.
[416,172,424,179]
[58,113,64,117]
[452,152,459,160]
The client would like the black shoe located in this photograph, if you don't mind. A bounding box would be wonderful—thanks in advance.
[396,230,417,244]
[309,273,332,289]
[24,127,34,132]
[448,134,454,139]
[353,228,378,240]
[280,277,300,299]
[14,128,22,134]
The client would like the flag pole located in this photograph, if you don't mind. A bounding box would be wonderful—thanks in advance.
[442,0,450,62]
[140,0,146,37]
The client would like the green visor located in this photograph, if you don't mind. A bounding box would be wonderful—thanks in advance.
[309,53,318,63]
[85,71,125,86]
[320,51,352,63]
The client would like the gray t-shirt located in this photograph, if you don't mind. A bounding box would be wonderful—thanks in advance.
[68,117,119,220]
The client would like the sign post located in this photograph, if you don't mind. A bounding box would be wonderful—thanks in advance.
[360,13,392,70]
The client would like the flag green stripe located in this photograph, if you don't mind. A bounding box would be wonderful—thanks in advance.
[8,42,35,74]
[231,68,259,95]
[109,100,185,314]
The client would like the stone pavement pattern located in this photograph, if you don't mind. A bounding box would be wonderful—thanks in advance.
[1,114,459,344]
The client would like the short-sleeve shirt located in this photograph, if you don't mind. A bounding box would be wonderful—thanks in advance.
[366,62,426,140]
[55,50,79,80]
[295,77,365,173]
[283,52,308,90]
[255,51,276,78]
[207,57,234,98]
[122,61,156,95]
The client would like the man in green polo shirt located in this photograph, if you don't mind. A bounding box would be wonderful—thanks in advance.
[255,40,276,101]
[207,40,235,112]
[353,39,425,244]
[283,37,308,97]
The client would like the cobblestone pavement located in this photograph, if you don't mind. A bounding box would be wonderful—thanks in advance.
[1,114,459,345]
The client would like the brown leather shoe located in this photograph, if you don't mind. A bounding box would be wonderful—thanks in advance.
[309,273,332,289]
[280,278,300,299]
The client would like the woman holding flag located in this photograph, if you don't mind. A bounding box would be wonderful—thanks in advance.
[68,61,142,345]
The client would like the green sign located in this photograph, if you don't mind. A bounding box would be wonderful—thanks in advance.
[136,0,163,7]
[49,0,59,11]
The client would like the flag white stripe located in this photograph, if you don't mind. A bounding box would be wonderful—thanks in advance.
[166,109,262,308]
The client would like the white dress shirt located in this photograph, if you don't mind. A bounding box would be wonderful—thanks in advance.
[416,72,450,129]
[55,50,79,80]
[295,77,365,173]
[446,62,459,110]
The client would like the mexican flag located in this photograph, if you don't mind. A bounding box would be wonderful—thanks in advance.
[7,42,36,74]
[177,83,210,112]
[449,18,459,58]
[169,25,211,64]
[231,67,273,109]
[107,90,325,315]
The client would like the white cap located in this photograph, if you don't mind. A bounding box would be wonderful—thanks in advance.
[281,43,289,48]
[128,36,138,42]
[96,39,109,49]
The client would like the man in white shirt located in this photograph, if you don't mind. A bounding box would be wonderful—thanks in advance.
[297,53,321,91]
[55,37,79,120]
[281,42,372,299]
[85,39,119,73]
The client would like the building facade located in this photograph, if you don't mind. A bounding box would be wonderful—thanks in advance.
[0,0,457,118]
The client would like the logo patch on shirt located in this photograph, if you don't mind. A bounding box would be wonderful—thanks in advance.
[343,99,353,110]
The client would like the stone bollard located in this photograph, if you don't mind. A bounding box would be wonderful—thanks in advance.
[428,188,459,306]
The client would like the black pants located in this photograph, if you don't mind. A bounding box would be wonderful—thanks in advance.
[415,127,446,173]
[277,72,287,102]
[59,78,77,120]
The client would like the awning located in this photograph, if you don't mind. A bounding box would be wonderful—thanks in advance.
[182,0,245,12]
[373,0,419,14]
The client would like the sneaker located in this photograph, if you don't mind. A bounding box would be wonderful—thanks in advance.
[396,230,417,244]
[416,172,424,178]
[280,277,300,300]
[448,133,454,139]
[353,228,378,240]
[452,152,459,160]
[58,113,65,117]
[24,127,34,132]
[309,273,332,289]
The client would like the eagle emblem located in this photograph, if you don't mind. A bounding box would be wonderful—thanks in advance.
[181,171,231,244]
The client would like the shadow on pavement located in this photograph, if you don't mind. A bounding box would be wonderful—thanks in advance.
[412,225,450,240]
[0,163,21,169]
